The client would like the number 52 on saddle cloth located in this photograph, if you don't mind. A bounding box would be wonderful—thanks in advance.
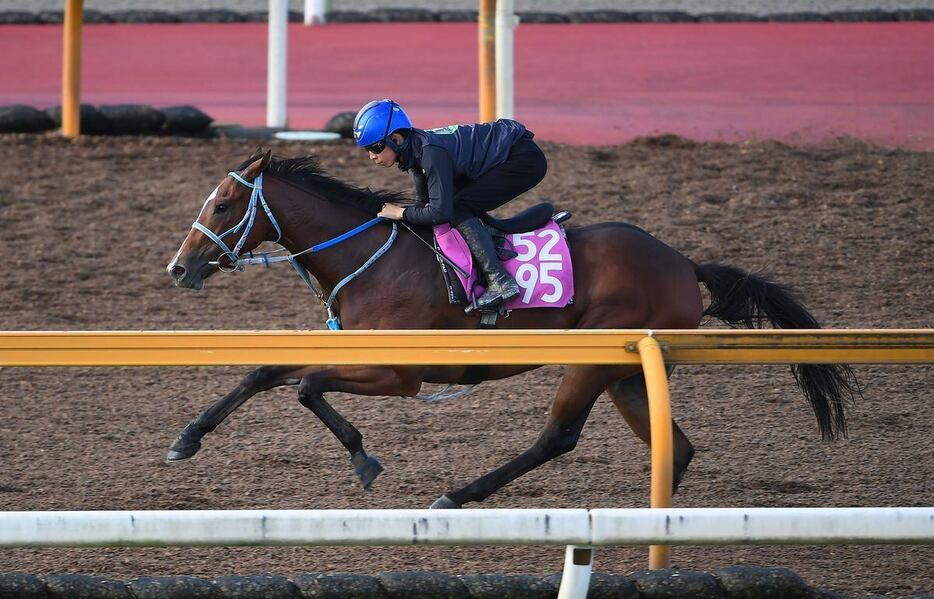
[433,219,574,310]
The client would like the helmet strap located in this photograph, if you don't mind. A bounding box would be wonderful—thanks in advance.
[385,134,405,154]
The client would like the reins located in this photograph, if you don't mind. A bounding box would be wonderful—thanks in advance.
[190,171,398,330]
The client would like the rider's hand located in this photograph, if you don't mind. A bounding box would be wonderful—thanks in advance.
[378,203,405,220]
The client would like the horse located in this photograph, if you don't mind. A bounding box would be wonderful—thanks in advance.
[166,148,858,509]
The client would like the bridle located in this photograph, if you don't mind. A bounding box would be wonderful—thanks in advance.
[191,171,283,273]
[189,170,397,329]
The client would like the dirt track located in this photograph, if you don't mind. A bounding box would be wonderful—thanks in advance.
[0,134,931,596]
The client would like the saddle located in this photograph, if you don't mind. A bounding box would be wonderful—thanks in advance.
[432,202,575,315]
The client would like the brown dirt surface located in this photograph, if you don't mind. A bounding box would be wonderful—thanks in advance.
[0,133,931,597]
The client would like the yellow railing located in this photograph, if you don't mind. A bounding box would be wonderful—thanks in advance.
[2,329,931,367]
[1,328,931,568]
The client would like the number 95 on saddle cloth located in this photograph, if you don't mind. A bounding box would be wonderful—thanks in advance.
[433,219,575,309]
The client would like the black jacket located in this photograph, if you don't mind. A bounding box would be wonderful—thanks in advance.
[398,119,530,225]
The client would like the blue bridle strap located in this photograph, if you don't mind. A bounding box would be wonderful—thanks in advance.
[306,217,384,253]
[192,171,385,270]
[232,216,385,267]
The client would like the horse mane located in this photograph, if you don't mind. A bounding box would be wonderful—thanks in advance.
[234,151,413,214]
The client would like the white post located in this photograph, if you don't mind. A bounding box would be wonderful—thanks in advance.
[304,0,326,25]
[557,545,593,599]
[267,0,288,128]
[494,0,518,120]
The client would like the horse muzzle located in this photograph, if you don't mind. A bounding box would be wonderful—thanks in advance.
[166,259,206,290]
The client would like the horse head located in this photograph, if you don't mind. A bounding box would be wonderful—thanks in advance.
[167,149,276,289]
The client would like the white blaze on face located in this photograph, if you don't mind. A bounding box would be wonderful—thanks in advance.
[167,184,222,273]
[198,184,221,219]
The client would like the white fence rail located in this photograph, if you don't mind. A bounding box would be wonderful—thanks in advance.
[2,508,930,548]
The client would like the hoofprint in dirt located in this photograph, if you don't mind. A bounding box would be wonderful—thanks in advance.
[0,134,930,597]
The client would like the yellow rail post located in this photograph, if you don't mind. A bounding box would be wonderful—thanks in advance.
[62,0,84,139]
[638,334,673,569]
[478,0,496,122]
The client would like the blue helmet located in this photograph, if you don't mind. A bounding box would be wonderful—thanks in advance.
[353,99,413,150]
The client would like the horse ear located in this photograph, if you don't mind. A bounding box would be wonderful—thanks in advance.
[243,149,272,180]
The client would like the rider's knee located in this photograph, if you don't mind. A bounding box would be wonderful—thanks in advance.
[533,155,547,184]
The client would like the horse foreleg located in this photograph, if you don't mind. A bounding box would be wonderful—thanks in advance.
[432,365,617,509]
[166,365,305,462]
[607,372,695,493]
[297,365,423,490]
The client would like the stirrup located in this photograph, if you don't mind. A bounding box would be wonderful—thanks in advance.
[464,297,482,315]
[479,309,500,329]
[464,288,515,314]
[464,287,516,314]
[464,302,506,328]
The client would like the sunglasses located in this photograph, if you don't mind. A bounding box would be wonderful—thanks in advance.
[365,140,387,155]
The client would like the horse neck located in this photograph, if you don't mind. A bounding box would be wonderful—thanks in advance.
[264,175,388,292]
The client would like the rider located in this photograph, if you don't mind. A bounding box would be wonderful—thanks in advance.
[353,99,547,310]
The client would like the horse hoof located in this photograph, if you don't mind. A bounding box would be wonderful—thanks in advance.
[355,456,384,490]
[429,495,462,509]
[166,429,202,462]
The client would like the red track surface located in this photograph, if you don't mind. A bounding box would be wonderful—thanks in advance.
[3,22,933,148]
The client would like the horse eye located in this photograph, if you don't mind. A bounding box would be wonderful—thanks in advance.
[214,203,228,214]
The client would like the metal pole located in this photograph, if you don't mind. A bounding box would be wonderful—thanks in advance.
[494,0,518,119]
[638,334,673,569]
[61,0,84,139]
[304,0,326,25]
[557,545,593,599]
[478,0,496,122]
[267,0,288,128]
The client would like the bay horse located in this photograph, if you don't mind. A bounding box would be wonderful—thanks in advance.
[166,149,858,509]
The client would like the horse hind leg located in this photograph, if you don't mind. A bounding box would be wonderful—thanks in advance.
[166,365,304,462]
[607,371,695,493]
[297,365,423,490]
[432,364,620,509]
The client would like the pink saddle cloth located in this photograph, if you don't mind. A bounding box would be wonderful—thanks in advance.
[433,220,574,309]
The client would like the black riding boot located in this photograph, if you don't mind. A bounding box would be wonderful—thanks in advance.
[456,217,520,309]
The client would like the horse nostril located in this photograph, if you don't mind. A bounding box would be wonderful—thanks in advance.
[170,264,186,279]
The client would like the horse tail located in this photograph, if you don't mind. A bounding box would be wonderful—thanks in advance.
[694,261,860,441]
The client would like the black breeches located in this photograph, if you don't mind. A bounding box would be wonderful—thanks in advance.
[451,138,548,225]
